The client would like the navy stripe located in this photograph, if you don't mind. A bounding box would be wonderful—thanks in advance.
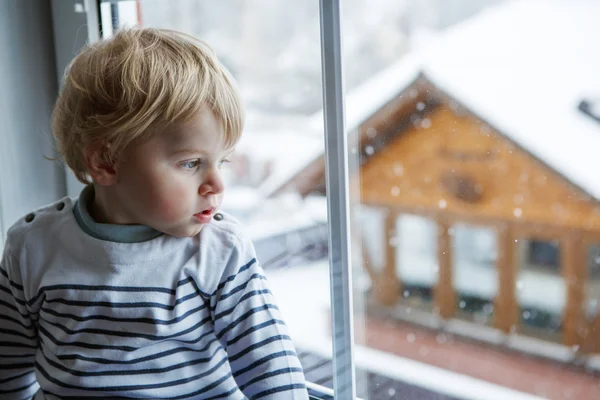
[160,372,237,400]
[188,277,212,299]
[28,276,209,306]
[44,315,212,340]
[39,324,216,352]
[0,370,31,384]
[216,304,279,340]
[44,393,140,400]
[0,327,36,340]
[30,284,174,306]
[0,378,37,395]
[0,362,34,370]
[0,341,37,349]
[0,299,28,317]
[0,284,27,305]
[233,350,297,378]
[229,335,291,363]
[46,386,240,400]
[201,386,240,400]
[213,258,257,295]
[226,318,285,347]
[0,267,24,291]
[218,273,267,302]
[44,288,202,310]
[213,289,271,320]
[39,325,137,352]
[0,313,34,330]
[0,353,35,359]
[48,337,220,365]
[41,343,224,377]
[41,301,208,325]
[253,383,307,399]
[239,367,303,391]
[35,358,232,391]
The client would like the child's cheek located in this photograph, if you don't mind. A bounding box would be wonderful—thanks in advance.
[157,185,190,220]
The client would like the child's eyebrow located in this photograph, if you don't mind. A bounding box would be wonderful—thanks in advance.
[172,148,236,157]
[172,148,209,156]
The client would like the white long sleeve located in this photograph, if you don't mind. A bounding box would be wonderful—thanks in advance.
[0,197,308,399]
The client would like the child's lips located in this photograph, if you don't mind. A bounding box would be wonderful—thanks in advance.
[193,208,215,222]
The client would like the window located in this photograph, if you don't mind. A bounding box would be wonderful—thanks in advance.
[67,1,600,398]
[396,214,437,312]
[452,223,497,325]
[516,238,565,341]
[584,244,600,353]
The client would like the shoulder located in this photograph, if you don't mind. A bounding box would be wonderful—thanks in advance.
[197,211,259,291]
[4,197,74,255]
[202,210,252,249]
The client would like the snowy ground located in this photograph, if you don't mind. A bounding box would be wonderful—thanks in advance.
[265,261,549,400]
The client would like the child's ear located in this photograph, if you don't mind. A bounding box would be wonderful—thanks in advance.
[84,146,117,186]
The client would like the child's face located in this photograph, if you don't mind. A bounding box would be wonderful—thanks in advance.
[110,109,234,237]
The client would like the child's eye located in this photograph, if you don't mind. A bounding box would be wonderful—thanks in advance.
[180,159,202,170]
[218,159,231,168]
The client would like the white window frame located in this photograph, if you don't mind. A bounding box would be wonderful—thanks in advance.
[318,0,357,397]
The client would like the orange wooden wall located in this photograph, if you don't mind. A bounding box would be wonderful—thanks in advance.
[359,105,600,234]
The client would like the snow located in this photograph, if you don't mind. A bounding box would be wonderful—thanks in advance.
[258,54,422,197]
[221,186,262,215]
[307,53,422,135]
[244,193,328,241]
[263,0,600,201]
[421,0,600,199]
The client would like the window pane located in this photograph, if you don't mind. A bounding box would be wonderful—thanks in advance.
[102,0,335,393]
[585,244,600,354]
[396,214,437,311]
[452,223,497,325]
[344,0,600,398]
[516,239,565,341]
[104,0,600,398]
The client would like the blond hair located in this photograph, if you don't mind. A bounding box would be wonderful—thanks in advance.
[52,28,244,184]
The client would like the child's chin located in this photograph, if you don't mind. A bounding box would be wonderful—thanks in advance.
[167,224,205,238]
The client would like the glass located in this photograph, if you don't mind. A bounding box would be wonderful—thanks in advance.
[396,214,437,312]
[452,223,497,325]
[584,244,600,354]
[515,238,565,341]
[344,0,600,398]
[99,0,338,393]
[98,0,600,398]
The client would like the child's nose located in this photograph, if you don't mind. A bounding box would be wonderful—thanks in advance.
[198,169,224,196]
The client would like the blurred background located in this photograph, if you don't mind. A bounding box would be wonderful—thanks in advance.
[1,0,599,398]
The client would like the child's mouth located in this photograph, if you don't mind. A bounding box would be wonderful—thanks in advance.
[193,208,214,223]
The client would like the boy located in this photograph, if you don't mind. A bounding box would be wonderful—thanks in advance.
[0,28,308,399]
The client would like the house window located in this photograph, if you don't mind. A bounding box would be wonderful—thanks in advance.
[527,240,560,272]
[584,244,600,353]
[452,223,498,325]
[358,205,387,274]
[395,214,438,310]
[586,245,600,321]
[516,239,566,341]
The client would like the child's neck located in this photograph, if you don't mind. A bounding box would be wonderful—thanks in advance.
[89,184,136,225]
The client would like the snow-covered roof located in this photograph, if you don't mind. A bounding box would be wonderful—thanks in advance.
[262,0,600,200]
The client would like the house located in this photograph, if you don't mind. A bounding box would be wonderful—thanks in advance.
[260,0,600,357]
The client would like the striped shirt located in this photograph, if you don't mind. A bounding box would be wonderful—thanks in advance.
[0,195,308,399]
